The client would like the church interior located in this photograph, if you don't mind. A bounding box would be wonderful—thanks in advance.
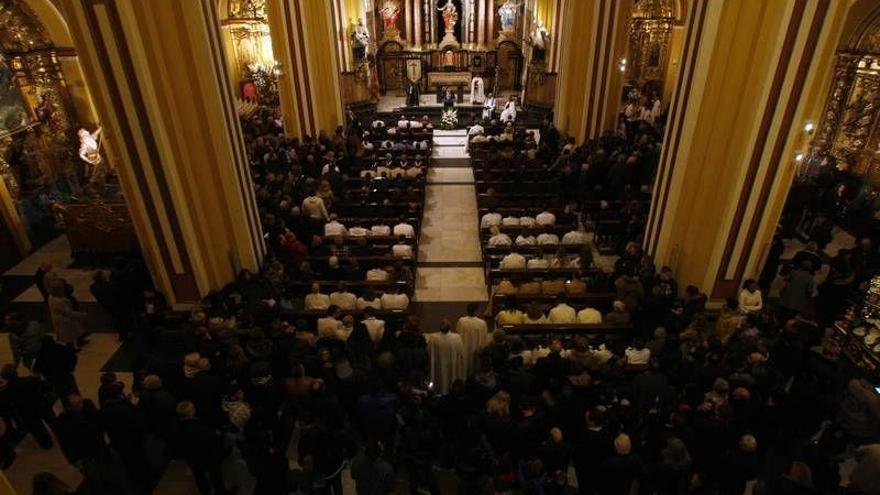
[1,0,880,493]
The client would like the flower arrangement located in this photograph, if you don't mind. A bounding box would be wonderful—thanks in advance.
[440,109,458,130]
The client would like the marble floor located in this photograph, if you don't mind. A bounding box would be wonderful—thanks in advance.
[414,130,488,303]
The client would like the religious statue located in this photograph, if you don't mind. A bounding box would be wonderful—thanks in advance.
[531,20,550,63]
[437,0,459,48]
[78,126,103,181]
[379,0,401,37]
[470,76,485,105]
[350,18,370,63]
[498,0,517,33]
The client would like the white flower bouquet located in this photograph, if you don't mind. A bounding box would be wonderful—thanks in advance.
[440,109,458,129]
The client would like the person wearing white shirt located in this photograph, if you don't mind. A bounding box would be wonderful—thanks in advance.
[500,250,526,270]
[317,308,344,338]
[577,307,603,324]
[397,117,409,128]
[363,141,375,151]
[502,216,520,226]
[392,237,414,258]
[738,279,763,314]
[366,267,390,281]
[324,215,348,236]
[356,289,383,310]
[329,284,357,310]
[481,211,502,229]
[537,233,560,245]
[349,225,370,237]
[562,228,590,245]
[535,211,556,226]
[371,224,391,236]
[302,195,329,221]
[304,283,330,311]
[519,216,536,227]
[625,339,651,365]
[515,234,536,246]
[468,122,484,137]
[380,287,410,310]
[393,220,415,239]
[548,297,577,323]
[372,119,385,129]
[362,307,386,343]
[527,256,549,270]
[488,226,512,247]
[409,120,421,128]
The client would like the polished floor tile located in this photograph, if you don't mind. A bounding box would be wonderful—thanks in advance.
[427,167,474,183]
[4,236,74,276]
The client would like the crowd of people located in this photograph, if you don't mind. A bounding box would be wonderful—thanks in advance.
[0,104,878,495]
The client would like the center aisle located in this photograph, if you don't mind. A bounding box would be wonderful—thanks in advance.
[414,129,487,305]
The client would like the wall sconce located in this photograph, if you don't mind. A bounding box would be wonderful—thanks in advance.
[794,152,805,163]
[803,121,815,134]
[618,58,627,73]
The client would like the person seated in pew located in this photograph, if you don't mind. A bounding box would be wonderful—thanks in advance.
[366,266,390,281]
[519,214,536,227]
[625,338,651,366]
[392,140,407,152]
[527,250,550,270]
[468,118,484,137]
[480,208,502,229]
[393,217,416,239]
[363,140,375,152]
[523,301,548,324]
[536,210,557,226]
[420,115,433,129]
[329,283,357,311]
[380,285,410,310]
[515,233,537,246]
[397,115,409,128]
[548,247,572,268]
[305,283,330,311]
[500,248,526,270]
[392,236,414,259]
[470,130,488,144]
[605,300,631,325]
[408,117,421,128]
[488,226,512,247]
[357,288,383,311]
[391,261,414,286]
[349,223,370,237]
[577,306,603,324]
[495,300,524,326]
[317,306,345,338]
[361,307,386,344]
[371,223,392,236]
[548,295,577,324]
[536,232,560,246]
[324,214,347,237]
[389,159,406,179]
[482,188,500,210]
[329,237,351,258]
[502,215,520,226]
[562,225,590,245]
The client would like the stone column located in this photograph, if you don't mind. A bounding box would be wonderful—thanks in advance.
[644,0,849,299]
[62,0,264,304]
[267,0,344,139]
[553,0,632,142]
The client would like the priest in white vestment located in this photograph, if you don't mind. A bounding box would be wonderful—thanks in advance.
[426,320,466,395]
[483,93,497,119]
[470,76,485,105]
[455,303,491,377]
[500,96,517,122]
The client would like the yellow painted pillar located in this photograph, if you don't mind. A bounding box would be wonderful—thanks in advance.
[267,0,344,139]
[61,0,264,305]
[644,0,849,300]
[554,0,632,143]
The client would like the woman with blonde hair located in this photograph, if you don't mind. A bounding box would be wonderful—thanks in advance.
[486,390,511,418]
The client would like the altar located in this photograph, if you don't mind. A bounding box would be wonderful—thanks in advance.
[369,0,526,97]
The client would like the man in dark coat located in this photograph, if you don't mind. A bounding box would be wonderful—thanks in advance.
[0,364,55,448]
[100,381,151,488]
[55,393,105,468]
[176,400,226,495]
